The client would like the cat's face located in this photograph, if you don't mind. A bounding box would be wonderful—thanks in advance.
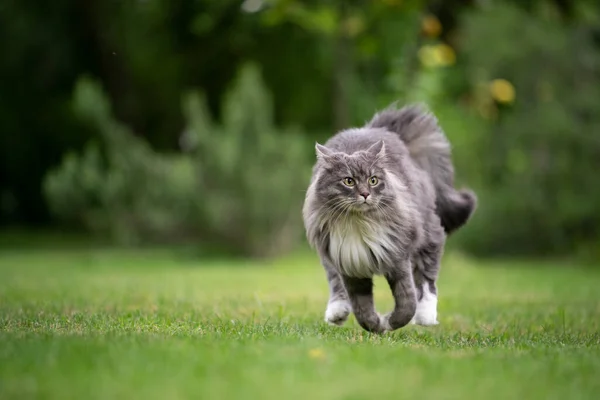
[314,141,393,213]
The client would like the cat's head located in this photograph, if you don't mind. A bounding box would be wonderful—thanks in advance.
[313,140,394,213]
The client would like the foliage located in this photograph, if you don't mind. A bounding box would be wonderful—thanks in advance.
[44,64,312,257]
[449,2,600,258]
[181,63,312,257]
[4,0,600,260]
[44,76,199,245]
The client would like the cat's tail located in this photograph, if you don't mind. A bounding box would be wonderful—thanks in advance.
[366,103,477,235]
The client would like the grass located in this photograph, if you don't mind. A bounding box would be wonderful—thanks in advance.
[1,244,600,400]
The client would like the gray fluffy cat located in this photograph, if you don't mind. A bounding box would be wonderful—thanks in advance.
[302,103,477,333]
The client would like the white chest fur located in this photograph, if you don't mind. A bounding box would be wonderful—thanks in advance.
[328,216,394,278]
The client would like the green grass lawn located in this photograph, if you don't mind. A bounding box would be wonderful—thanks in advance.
[1,245,600,400]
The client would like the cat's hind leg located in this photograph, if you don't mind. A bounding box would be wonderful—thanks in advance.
[411,243,443,326]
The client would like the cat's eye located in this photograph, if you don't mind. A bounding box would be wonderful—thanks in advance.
[369,176,379,186]
[342,177,355,187]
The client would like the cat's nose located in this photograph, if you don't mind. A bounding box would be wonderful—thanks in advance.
[360,191,370,199]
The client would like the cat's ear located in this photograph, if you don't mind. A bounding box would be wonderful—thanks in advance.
[366,140,386,159]
[315,143,335,159]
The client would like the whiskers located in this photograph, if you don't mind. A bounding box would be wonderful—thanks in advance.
[326,199,354,229]
[319,195,395,226]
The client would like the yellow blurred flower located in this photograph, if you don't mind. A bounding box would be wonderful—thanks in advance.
[489,79,515,104]
[308,348,326,360]
[418,44,456,68]
[417,45,433,67]
[422,15,442,38]
[436,43,456,66]
[417,45,436,67]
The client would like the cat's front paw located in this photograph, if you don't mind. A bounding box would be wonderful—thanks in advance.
[325,300,352,326]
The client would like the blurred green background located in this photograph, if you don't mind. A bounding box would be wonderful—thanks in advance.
[2,0,600,261]
[2,2,600,399]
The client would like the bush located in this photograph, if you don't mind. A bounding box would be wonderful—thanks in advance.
[44,64,313,257]
[44,76,200,245]
[181,64,313,256]
[449,2,600,258]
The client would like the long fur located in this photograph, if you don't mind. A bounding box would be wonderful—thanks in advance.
[302,102,476,333]
[366,103,477,234]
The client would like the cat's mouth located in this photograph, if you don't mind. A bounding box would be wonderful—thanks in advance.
[353,200,374,212]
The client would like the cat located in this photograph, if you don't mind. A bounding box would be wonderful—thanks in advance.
[302,103,477,333]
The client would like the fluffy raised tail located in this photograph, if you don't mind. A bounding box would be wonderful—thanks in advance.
[366,103,477,234]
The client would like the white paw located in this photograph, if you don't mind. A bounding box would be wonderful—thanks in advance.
[325,300,351,326]
[378,313,393,332]
[412,284,439,326]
